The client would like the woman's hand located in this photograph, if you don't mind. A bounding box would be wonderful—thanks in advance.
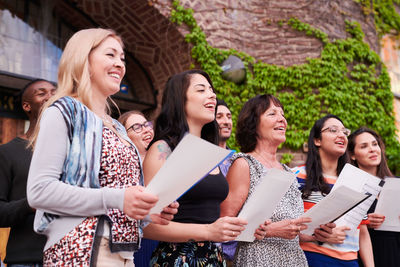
[150,201,179,225]
[265,217,311,240]
[123,185,158,220]
[254,219,271,240]
[315,225,350,244]
[206,216,247,242]
[367,213,385,229]
[313,222,335,242]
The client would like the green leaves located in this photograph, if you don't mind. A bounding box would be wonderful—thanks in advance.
[170,1,400,174]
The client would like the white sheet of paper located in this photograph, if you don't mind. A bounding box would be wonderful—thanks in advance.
[301,185,369,235]
[235,168,295,242]
[375,178,400,231]
[331,164,383,232]
[144,133,233,214]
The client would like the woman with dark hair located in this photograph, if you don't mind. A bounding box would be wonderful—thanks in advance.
[220,94,316,266]
[143,70,252,266]
[293,115,374,267]
[348,127,399,267]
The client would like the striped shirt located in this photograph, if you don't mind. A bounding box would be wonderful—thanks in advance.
[292,165,368,261]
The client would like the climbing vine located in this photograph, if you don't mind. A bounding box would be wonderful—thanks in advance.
[355,0,400,36]
[170,0,400,173]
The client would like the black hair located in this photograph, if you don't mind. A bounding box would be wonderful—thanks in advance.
[15,79,55,118]
[19,79,55,101]
[217,99,229,109]
[302,114,349,198]
[150,69,219,151]
[348,127,393,178]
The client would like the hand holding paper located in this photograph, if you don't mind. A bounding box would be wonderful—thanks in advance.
[123,185,158,220]
[331,164,383,232]
[206,216,247,242]
[301,185,369,235]
[313,224,350,244]
[235,168,296,242]
[265,217,311,240]
[149,201,179,225]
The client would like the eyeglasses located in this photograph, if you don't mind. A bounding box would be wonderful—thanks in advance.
[127,121,153,133]
[321,126,351,137]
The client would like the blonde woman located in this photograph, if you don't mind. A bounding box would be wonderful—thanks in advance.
[27,28,177,266]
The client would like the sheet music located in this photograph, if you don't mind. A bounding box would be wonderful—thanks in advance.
[145,133,233,214]
[301,186,369,235]
[235,168,295,242]
[332,164,383,232]
[375,178,400,231]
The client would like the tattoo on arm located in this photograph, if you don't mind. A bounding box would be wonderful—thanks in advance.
[157,142,172,161]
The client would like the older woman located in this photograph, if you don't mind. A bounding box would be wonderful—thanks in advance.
[348,127,398,267]
[220,94,315,266]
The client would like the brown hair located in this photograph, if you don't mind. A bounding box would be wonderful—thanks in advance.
[118,110,146,128]
[236,94,283,153]
[348,127,393,178]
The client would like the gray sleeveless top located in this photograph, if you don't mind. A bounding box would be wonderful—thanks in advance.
[232,153,308,267]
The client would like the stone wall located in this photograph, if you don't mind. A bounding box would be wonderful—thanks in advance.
[154,0,378,67]
[153,0,379,166]
[54,0,194,116]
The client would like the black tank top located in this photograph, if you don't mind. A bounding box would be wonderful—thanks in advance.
[173,170,228,224]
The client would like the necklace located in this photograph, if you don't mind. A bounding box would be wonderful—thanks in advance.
[254,150,278,169]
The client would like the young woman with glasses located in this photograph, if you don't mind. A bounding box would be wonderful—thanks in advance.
[118,111,154,160]
[293,114,374,267]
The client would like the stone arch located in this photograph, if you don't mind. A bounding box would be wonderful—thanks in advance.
[53,0,194,115]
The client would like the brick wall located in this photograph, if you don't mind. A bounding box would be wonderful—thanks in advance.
[54,0,194,117]
[153,0,379,165]
[155,0,378,66]
[13,0,381,164]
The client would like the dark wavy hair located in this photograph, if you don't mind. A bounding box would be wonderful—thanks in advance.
[149,69,219,151]
[347,127,393,178]
[302,114,349,198]
[236,94,283,153]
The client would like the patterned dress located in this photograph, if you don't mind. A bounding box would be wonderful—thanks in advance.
[233,153,308,267]
[150,170,228,267]
[43,127,141,266]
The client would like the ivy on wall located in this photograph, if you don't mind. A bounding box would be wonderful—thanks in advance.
[170,0,400,172]
[355,0,400,35]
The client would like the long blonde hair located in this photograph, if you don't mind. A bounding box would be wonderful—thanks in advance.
[30,28,124,146]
